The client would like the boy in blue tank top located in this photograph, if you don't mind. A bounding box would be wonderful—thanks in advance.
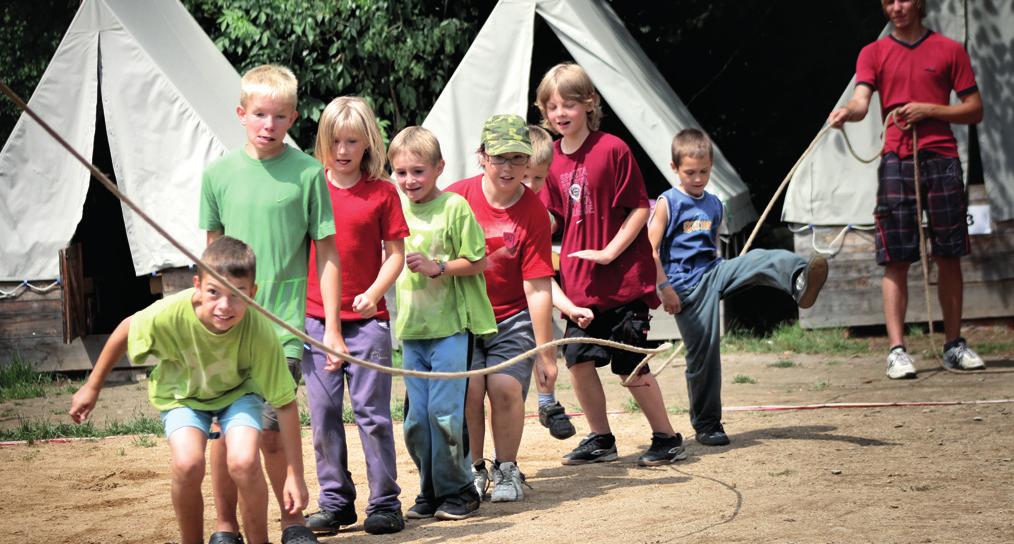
[648,129,829,446]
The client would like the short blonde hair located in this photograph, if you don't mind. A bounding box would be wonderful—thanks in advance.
[527,124,554,167]
[314,96,387,180]
[388,126,442,166]
[671,128,714,167]
[240,64,298,108]
[535,63,602,133]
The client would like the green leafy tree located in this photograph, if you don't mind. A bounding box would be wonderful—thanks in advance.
[183,0,493,149]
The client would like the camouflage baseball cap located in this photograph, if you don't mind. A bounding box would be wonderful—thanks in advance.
[481,114,533,156]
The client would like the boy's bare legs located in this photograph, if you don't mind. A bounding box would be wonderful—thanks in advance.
[168,428,208,544]
[261,431,305,529]
[935,256,963,342]
[465,377,488,460]
[225,426,270,544]
[485,374,525,461]
[569,362,610,434]
[622,373,676,435]
[882,262,911,348]
[210,435,241,534]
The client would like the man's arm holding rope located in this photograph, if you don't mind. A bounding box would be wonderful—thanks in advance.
[895,90,982,126]
[829,84,873,128]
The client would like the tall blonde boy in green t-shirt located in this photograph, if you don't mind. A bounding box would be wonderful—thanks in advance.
[70,237,307,544]
[199,64,342,544]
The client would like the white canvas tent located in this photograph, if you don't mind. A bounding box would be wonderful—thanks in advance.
[423,0,758,235]
[782,0,1014,227]
[0,0,250,282]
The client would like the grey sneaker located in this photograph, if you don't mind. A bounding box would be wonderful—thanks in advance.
[943,338,986,370]
[886,347,917,379]
[794,256,828,309]
[490,461,526,502]
[472,459,491,501]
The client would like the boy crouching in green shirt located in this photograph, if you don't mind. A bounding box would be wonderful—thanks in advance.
[69,237,308,544]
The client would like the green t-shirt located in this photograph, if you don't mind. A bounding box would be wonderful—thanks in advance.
[199,146,336,359]
[128,289,297,412]
[395,191,496,340]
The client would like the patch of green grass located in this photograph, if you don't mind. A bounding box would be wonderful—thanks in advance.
[768,469,793,477]
[767,360,797,368]
[811,379,830,391]
[722,323,866,356]
[0,357,48,402]
[555,382,572,391]
[299,408,312,427]
[971,341,1014,356]
[824,360,843,366]
[391,348,403,369]
[132,434,157,448]
[0,412,163,442]
[667,405,688,415]
[390,398,405,422]
[623,398,641,413]
[732,374,757,384]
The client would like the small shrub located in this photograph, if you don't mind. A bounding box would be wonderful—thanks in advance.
[623,398,642,413]
[767,360,797,368]
[132,434,157,448]
[732,374,757,384]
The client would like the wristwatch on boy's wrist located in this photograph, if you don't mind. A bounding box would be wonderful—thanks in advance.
[429,259,446,278]
[657,280,672,291]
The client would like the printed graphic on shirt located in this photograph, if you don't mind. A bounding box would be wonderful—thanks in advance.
[561,166,593,218]
[682,216,714,234]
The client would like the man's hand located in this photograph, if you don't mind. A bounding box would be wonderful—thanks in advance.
[660,286,682,315]
[894,101,936,128]
[69,384,100,423]
[351,292,379,319]
[322,328,349,371]
[567,248,614,265]
[828,107,851,128]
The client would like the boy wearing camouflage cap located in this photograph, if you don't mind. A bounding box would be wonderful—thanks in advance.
[448,114,556,503]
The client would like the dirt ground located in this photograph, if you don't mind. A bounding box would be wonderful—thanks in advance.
[1,328,1013,544]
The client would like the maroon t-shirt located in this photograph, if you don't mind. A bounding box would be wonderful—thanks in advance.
[448,175,554,322]
[540,131,659,311]
[856,31,978,159]
[306,174,410,321]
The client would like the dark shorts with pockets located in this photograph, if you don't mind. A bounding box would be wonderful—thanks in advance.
[261,357,301,432]
[563,299,651,376]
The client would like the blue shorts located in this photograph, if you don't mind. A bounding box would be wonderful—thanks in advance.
[160,393,264,439]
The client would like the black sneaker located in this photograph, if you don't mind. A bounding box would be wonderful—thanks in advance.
[304,505,357,535]
[695,428,731,446]
[207,532,243,544]
[433,488,480,521]
[405,494,440,519]
[539,401,577,440]
[794,256,828,309]
[562,432,618,465]
[280,525,319,544]
[637,432,688,466]
[363,510,405,534]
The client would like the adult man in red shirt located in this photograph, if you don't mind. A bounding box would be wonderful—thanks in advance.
[829,0,985,379]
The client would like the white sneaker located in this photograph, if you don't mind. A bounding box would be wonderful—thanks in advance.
[472,460,490,501]
[490,461,525,503]
[886,347,917,379]
[943,338,986,370]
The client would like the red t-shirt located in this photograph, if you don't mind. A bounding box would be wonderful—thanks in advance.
[856,31,978,159]
[540,131,659,311]
[306,175,410,321]
[447,175,555,322]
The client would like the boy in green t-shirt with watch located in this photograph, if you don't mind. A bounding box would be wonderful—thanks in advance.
[70,236,307,544]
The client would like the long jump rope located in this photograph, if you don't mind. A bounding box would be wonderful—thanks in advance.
[1,78,1010,425]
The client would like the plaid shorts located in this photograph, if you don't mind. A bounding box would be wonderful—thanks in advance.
[874,152,970,264]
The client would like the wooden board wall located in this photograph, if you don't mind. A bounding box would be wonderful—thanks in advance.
[797,186,1014,328]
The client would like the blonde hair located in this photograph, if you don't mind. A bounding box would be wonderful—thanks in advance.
[527,124,554,167]
[881,0,926,18]
[314,97,387,179]
[240,64,298,108]
[535,63,602,133]
[388,126,442,166]
[671,128,714,167]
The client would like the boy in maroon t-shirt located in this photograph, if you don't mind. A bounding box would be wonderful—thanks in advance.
[829,0,985,379]
[536,63,686,466]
